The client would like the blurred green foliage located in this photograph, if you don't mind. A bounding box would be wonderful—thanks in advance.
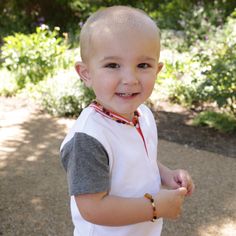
[200,16,236,115]
[0,68,18,96]
[1,25,72,89]
[1,0,236,42]
[159,10,236,116]
[27,70,95,117]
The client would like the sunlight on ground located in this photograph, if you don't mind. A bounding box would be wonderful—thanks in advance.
[31,197,43,211]
[0,107,29,147]
[26,155,38,162]
[0,160,7,169]
[56,118,75,129]
[0,126,25,141]
[198,220,236,236]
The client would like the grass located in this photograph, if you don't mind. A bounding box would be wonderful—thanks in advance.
[193,111,236,133]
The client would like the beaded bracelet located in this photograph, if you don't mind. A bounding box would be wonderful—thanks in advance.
[144,193,158,222]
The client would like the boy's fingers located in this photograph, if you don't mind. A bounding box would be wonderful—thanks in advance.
[186,175,194,195]
[172,179,182,188]
[176,171,189,188]
[178,187,187,196]
[179,172,194,195]
[187,182,195,196]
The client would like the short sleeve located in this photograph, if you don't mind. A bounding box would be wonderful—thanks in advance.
[60,132,110,196]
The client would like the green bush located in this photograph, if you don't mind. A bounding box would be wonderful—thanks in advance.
[179,4,224,48]
[200,16,236,115]
[158,50,205,107]
[1,25,71,89]
[160,12,236,115]
[29,70,95,117]
[193,111,236,133]
[0,68,18,96]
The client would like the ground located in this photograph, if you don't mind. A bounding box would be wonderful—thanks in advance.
[153,101,236,158]
[0,96,236,236]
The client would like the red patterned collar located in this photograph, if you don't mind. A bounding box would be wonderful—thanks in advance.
[89,101,140,127]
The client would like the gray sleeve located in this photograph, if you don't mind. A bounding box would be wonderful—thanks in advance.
[60,132,110,196]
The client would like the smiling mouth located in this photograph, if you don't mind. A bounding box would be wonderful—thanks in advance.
[116,93,139,97]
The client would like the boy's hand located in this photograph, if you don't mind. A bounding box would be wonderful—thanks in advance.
[172,169,194,196]
[156,187,187,219]
[162,169,194,196]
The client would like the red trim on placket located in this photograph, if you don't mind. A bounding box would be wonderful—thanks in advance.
[89,101,148,154]
[135,123,148,154]
[90,101,140,126]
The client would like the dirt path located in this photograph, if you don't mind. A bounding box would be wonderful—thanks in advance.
[0,97,236,236]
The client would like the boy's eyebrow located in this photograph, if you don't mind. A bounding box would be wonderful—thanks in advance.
[100,56,121,62]
[139,56,156,62]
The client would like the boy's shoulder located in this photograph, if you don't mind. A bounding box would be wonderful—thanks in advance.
[60,106,101,150]
[138,103,152,114]
[66,107,96,132]
[76,106,99,129]
[138,103,155,122]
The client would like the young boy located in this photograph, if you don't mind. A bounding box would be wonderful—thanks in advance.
[60,5,194,236]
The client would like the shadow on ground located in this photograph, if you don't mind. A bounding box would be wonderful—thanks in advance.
[0,108,73,236]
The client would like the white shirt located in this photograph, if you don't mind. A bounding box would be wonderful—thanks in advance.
[61,103,163,236]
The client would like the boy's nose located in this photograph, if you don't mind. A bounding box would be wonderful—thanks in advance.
[121,69,139,85]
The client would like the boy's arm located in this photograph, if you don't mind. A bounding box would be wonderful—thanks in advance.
[75,187,187,226]
[158,161,177,187]
[75,192,153,226]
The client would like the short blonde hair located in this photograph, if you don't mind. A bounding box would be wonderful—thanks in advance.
[79,6,160,62]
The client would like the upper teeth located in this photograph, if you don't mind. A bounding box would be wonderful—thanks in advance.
[119,93,132,96]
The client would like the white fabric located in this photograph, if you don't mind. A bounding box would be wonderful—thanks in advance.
[61,104,163,236]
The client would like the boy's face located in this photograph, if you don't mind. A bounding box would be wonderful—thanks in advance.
[77,26,162,120]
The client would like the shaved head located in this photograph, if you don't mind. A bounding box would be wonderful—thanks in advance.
[80,6,161,63]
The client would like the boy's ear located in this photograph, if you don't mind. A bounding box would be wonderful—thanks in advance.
[156,62,164,75]
[75,62,92,87]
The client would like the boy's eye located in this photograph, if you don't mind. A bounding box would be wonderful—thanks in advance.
[138,63,151,69]
[105,63,120,69]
